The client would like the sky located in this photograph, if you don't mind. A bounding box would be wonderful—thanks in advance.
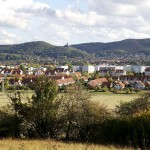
[0,0,150,45]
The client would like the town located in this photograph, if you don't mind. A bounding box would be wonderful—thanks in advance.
[0,63,150,92]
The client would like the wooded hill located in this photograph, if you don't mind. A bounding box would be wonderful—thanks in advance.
[0,41,90,61]
[0,38,150,61]
[72,38,150,56]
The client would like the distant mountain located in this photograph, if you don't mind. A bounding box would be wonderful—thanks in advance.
[72,39,150,56]
[0,41,90,61]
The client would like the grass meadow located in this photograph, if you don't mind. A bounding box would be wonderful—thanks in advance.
[91,92,139,109]
[0,139,135,150]
[0,91,139,109]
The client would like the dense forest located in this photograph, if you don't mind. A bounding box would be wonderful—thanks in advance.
[72,38,150,56]
[0,38,150,62]
[0,41,90,61]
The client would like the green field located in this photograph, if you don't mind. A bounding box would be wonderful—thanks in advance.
[0,91,33,107]
[0,91,139,109]
[91,93,139,109]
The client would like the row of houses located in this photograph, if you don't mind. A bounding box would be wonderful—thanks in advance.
[0,68,71,76]
[1,65,150,77]
[88,78,150,90]
[73,65,150,76]
[1,73,150,90]
[1,75,75,88]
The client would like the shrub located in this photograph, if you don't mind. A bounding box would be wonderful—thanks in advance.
[113,89,118,94]
[125,88,130,94]
[101,86,108,92]
[115,92,150,116]
[134,88,142,93]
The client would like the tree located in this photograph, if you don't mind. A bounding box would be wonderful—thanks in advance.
[8,76,58,138]
[115,92,150,116]
[4,77,10,90]
[55,85,110,141]
[19,64,26,72]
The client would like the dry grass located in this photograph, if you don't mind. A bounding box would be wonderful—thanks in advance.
[0,92,10,107]
[0,139,135,150]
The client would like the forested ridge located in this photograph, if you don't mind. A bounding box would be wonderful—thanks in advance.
[0,41,90,61]
[0,38,150,61]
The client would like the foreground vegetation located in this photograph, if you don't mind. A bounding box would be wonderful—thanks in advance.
[0,76,150,149]
[0,139,135,150]
[0,91,138,109]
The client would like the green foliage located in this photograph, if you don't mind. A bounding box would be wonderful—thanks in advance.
[0,108,16,137]
[1,86,150,149]
[72,39,150,56]
[55,86,110,140]
[101,86,108,92]
[19,64,26,71]
[96,114,150,148]
[115,92,150,116]
[0,41,90,61]
[125,88,130,94]
[30,76,58,104]
[4,78,10,90]
[7,85,29,90]
[113,89,118,94]
[6,76,58,138]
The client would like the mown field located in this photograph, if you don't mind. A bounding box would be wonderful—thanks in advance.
[0,91,139,109]
[91,92,139,109]
[0,139,135,150]
[0,91,33,107]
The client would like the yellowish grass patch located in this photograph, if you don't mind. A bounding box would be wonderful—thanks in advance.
[0,139,135,150]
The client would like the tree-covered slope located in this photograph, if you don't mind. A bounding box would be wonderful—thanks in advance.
[72,38,150,55]
[0,41,90,61]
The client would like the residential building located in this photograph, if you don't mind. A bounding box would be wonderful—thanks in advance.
[82,65,95,73]
[135,81,145,89]
[145,67,150,76]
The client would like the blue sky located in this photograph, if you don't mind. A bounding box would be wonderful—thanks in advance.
[0,0,150,45]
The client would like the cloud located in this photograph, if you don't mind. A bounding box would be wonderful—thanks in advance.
[0,30,21,44]
[0,0,55,29]
[1,0,150,45]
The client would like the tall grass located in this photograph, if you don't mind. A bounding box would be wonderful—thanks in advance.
[0,139,135,150]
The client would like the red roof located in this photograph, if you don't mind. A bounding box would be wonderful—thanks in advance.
[12,69,23,75]
[88,78,108,88]
[145,67,150,72]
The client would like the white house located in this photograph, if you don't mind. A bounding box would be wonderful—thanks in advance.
[132,66,146,73]
[135,81,145,89]
[56,66,68,70]
[123,65,133,72]
[82,65,95,73]
[34,70,44,76]
[123,65,149,73]
[72,66,82,72]
[113,69,126,76]
[114,81,125,90]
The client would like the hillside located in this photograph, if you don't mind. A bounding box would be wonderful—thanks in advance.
[72,38,150,56]
[0,41,90,61]
[0,39,150,62]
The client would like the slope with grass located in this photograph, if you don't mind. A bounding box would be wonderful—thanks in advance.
[0,139,134,150]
